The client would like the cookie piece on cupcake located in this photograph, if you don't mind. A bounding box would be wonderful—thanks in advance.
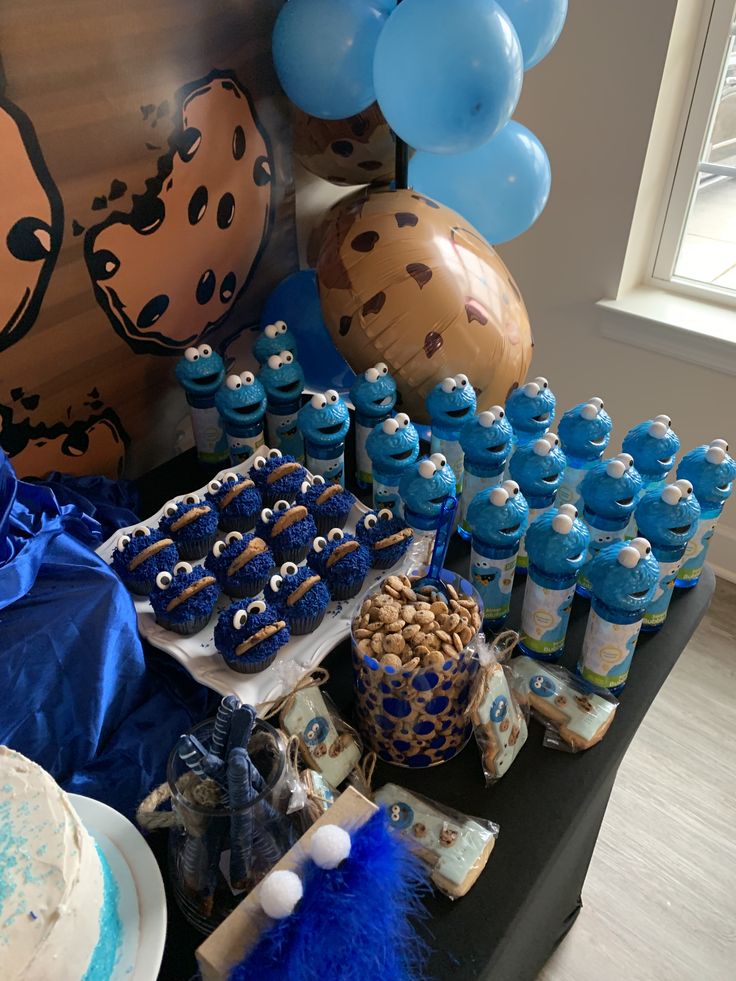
[149,561,220,635]
[204,531,274,598]
[256,500,317,564]
[205,471,262,533]
[356,507,414,569]
[264,560,331,635]
[307,528,370,600]
[111,524,179,594]
[295,474,354,535]
[250,448,307,505]
[214,598,290,674]
[158,493,219,560]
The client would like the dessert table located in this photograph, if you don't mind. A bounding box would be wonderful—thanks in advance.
[137,448,714,981]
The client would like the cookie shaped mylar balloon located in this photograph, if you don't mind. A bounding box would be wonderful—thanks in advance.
[293,103,396,186]
[315,187,532,424]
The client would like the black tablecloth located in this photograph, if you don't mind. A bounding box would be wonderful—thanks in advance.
[138,450,715,981]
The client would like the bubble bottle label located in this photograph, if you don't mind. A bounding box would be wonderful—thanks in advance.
[227,426,264,465]
[372,478,402,516]
[516,506,546,571]
[470,545,517,624]
[642,558,681,628]
[578,609,643,690]
[431,434,464,494]
[355,420,373,485]
[519,577,575,658]
[458,469,504,533]
[306,448,345,486]
[190,405,228,464]
[266,408,305,463]
[676,511,719,586]
[577,523,629,593]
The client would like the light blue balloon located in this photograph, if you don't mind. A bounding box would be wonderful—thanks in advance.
[260,271,357,394]
[409,121,551,244]
[496,0,568,69]
[272,0,388,119]
[373,0,523,154]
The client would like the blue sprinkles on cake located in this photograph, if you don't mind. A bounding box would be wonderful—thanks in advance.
[295,474,354,535]
[250,448,307,505]
[111,524,179,594]
[307,527,370,600]
[149,561,220,635]
[355,507,414,569]
[158,493,219,560]
[256,500,317,564]
[264,560,331,634]
[205,471,262,533]
[204,531,274,598]
[214,599,290,673]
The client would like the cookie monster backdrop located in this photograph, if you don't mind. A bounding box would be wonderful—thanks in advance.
[0,0,298,481]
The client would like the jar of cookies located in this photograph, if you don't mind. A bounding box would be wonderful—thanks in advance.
[351,570,482,767]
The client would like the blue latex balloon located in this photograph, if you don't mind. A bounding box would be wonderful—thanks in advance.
[409,121,551,244]
[373,0,524,154]
[260,270,357,394]
[497,0,568,69]
[272,0,388,119]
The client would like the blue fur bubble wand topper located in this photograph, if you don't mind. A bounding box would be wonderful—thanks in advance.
[229,808,431,981]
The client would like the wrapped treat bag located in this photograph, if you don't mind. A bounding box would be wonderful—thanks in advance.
[426,374,477,493]
[366,413,420,515]
[350,363,397,488]
[509,432,566,573]
[175,344,228,464]
[556,397,612,508]
[504,375,556,473]
[259,350,306,462]
[297,390,350,485]
[215,371,267,465]
[457,407,513,538]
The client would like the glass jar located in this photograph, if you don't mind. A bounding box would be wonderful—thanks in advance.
[167,717,297,933]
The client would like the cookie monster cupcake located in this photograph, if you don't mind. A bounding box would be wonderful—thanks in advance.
[205,471,262,533]
[355,507,414,569]
[307,528,370,600]
[204,531,274,598]
[214,598,290,674]
[158,493,219,560]
[256,500,317,565]
[250,448,307,506]
[264,560,331,635]
[149,561,220,635]
[295,474,354,535]
[111,524,179,595]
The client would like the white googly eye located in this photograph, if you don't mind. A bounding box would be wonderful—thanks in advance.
[618,546,641,568]
[365,367,380,383]
[132,525,151,537]
[502,480,520,496]
[275,320,287,334]
[418,460,437,479]
[267,355,282,370]
[617,453,634,469]
[376,362,388,375]
[198,344,212,358]
[280,561,298,576]
[163,501,178,517]
[654,414,671,428]
[675,479,693,496]
[477,411,495,428]
[326,389,339,404]
[240,371,255,386]
[580,403,598,421]
[661,485,681,505]
[254,456,268,470]
[225,531,243,544]
[454,373,469,387]
[606,459,625,479]
[440,377,456,394]
[532,439,551,457]
[233,609,248,629]
[631,537,651,557]
[559,503,578,519]
[552,513,573,534]
[274,499,290,513]
[300,480,312,495]
[491,487,509,506]
[282,351,294,364]
[222,472,237,484]
[269,574,283,592]
[648,420,668,439]
[364,514,378,529]
[589,396,604,410]
[534,376,549,389]
[544,433,560,448]
[174,561,193,575]
[261,507,274,522]
[184,347,199,362]
[378,508,393,520]
[208,479,222,494]
[395,413,410,428]
[430,453,447,469]
[156,571,173,589]
[311,393,327,410]
[523,381,540,397]
[247,599,267,615]
[116,534,131,551]
[312,537,327,553]
[226,374,242,391]
[268,448,283,460]
[327,528,344,542]
[491,405,504,418]
[312,474,325,486]
[382,418,399,435]
[711,438,728,450]
[183,493,201,505]
[264,323,278,339]
[706,445,727,464]
[212,540,227,557]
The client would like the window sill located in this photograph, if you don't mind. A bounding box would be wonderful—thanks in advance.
[596,286,736,376]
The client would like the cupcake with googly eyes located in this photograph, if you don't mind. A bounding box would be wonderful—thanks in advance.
[306,527,370,600]
[149,561,220,635]
[256,499,318,565]
[295,474,354,535]
[158,492,219,560]
[355,508,414,569]
[110,524,179,595]
[249,448,308,506]
[264,560,331,634]
[204,531,274,598]
[204,471,262,534]
[214,598,290,674]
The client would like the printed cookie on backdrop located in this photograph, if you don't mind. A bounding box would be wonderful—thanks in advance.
[293,102,398,186]
[315,186,533,424]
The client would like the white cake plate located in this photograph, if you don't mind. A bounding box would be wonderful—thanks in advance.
[70,794,166,981]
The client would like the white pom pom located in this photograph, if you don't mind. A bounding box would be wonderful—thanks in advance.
[259,869,303,919]
[309,825,352,869]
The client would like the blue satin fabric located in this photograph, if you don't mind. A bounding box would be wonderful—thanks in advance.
[0,452,211,819]
[27,470,140,540]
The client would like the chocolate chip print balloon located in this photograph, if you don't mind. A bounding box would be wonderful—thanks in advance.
[315,187,532,424]
[293,103,396,186]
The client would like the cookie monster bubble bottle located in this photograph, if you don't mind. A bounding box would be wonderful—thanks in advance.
[468,480,529,631]
[505,376,556,471]
[398,453,457,560]
[366,412,420,515]
[518,505,590,661]
[578,538,659,693]
[509,432,566,574]
[676,439,736,588]
[297,390,350,485]
[576,454,643,597]
[215,371,267,465]
[259,350,306,463]
[175,344,228,464]
[635,480,700,631]
[426,374,477,494]
[253,320,299,366]
[457,407,513,539]
[622,415,680,497]
[350,363,397,489]
[557,397,612,508]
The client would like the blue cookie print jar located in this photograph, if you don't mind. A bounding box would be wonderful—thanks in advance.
[426,373,477,493]
[350,362,397,489]
[556,397,612,508]
[215,370,267,465]
[365,412,420,515]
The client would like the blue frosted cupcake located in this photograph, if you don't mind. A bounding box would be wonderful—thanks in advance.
[214,598,290,674]
[158,493,219,560]
[355,508,414,569]
[250,449,307,506]
[256,500,317,565]
[204,531,274,598]
[264,560,331,635]
[111,524,179,595]
[149,561,220,635]
[307,528,370,600]
[205,472,262,534]
[295,475,354,535]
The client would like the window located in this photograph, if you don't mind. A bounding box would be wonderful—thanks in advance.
[653,0,736,302]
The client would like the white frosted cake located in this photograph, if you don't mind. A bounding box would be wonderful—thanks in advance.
[0,746,121,980]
